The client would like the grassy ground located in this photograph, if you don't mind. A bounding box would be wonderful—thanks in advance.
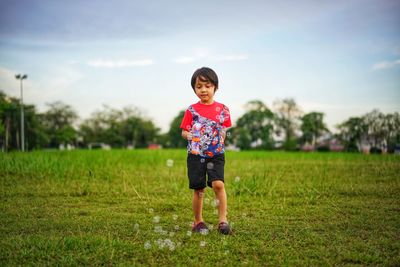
[1,149,399,266]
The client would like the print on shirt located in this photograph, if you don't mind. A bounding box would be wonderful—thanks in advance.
[187,105,227,158]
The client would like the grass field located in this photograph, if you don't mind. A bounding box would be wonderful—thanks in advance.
[1,149,399,266]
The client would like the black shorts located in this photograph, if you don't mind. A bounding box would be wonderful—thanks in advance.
[187,153,225,189]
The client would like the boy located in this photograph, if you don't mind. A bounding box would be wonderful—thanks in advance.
[180,67,232,235]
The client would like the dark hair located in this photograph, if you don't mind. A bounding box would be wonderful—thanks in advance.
[191,67,219,91]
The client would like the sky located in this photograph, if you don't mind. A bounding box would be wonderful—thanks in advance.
[0,0,399,133]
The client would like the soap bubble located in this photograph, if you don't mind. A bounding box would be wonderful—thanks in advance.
[186,231,192,237]
[134,223,139,231]
[200,158,205,163]
[207,162,214,169]
[154,225,163,233]
[235,176,241,183]
[169,231,175,237]
[213,209,218,215]
[209,225,214,231]
[216,106,221,112]
[200,241,206,247]
[148,208,154,213]
[174,225,180,231]
[153,216,160,223]
[227,132,231,138]
[172,214,178,221]
[200,229,209,235]
[166,159,174,167]
[144,241,152,250]
[211,199,220,207]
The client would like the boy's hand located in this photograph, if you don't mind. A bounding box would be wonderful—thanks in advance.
[182,130,193,141]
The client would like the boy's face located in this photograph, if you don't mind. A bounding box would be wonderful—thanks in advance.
[194,76,216,105]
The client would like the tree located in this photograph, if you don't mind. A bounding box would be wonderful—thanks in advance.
[1,91,48,151]
[273,98,302,150]
[41,101,79,148]
[79,105,160,148]
[337,117,367,151]
[300,112,329,147]
[233,100,274,149]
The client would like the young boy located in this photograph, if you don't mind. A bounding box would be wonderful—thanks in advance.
[180,67,232,235]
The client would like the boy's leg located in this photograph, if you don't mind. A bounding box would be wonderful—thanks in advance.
[211,180,227,223]
[193,188,205,224]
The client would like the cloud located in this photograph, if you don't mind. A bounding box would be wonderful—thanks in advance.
[87,59,154,68]
[217,54,249,62]
[371,59,400,71]
[174,57,196,64]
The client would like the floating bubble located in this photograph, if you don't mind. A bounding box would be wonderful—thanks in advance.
[235,176,241,183]
[186,231,192,237]
[200,158,205,163]
[155,238,165,249]
[216,106,221,112]
[153,216,160,223]
[204,198,210,205]
[172,214,178,221]
[213,209,218,215]
[134,223,139,231]
[148,208,154,213]
[169,231,175,237]
[154,225,163,233]
[223,240,228,246]
[174,225,180,231]
[166,159,174,167]
[144,241,152,250]
[200,229,209,235]
[200,241,206,247]
[198,192,204,198]
[211,199,220,207]
[226,132,231,138]
[209,225,214,231]
[207,162,214,169]
[216,115,220,120]
[224,250,230,255]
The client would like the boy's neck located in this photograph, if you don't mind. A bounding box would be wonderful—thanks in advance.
[199,99,215,105]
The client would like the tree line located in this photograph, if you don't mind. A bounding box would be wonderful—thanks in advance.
[1,91,399,153]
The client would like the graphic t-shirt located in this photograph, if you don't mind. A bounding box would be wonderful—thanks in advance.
[180,101,232,158]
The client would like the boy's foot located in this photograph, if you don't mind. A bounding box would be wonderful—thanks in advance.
[192,222,208,233]
[218,222,232,235]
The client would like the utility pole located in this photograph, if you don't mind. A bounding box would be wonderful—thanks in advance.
[15,74,28,151]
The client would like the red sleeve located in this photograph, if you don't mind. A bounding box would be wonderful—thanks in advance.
[222,106,232,128]
[180,109,193,131]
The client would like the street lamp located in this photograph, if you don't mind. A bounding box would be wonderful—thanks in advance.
[15,74,28,151]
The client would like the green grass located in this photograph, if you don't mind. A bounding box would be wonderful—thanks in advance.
[1,150,399,266]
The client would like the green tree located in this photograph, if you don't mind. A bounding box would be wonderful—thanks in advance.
[300,112,329,147]
[79,105,159,148]
[1,91,48,151]
[273,98,302,150]
[337,117,367,152]
[233,100,274,150]
[41,101,78,148]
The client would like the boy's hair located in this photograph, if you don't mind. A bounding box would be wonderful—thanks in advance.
[191,67,219,91]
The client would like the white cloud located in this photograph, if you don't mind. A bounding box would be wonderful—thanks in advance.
[87,59,154,68]
[217,54,249,62]
[174,57,196,64]
[372,59,400,70]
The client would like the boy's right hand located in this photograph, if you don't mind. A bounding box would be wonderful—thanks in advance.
[182,130,193,141]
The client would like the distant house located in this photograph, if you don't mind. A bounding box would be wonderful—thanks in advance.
[88,143,111,150]
[148,143,162,150]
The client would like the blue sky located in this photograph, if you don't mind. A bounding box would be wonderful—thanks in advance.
[0,0,399,133]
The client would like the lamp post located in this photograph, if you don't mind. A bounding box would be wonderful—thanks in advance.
[15,74,28,151]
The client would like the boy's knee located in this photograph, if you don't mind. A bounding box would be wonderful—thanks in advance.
[212,180,224,191]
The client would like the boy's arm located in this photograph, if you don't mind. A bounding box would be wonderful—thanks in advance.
[181,130,193,141]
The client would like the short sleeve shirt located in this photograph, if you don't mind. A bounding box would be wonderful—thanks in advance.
[180,101,232,157]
